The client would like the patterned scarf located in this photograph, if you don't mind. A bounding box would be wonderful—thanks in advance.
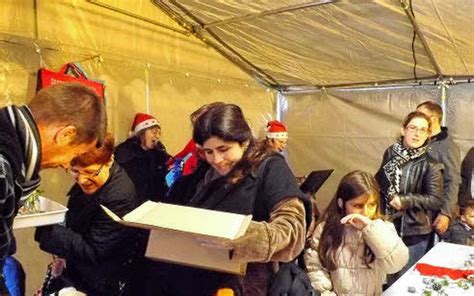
[383,140,427,214]
[6,105,42,203]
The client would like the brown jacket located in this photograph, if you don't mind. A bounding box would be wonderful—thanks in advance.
[232,197,307,296]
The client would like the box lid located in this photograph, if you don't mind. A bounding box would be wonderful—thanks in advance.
[101,201,252,240]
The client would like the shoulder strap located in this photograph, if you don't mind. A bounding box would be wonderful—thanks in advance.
[253,154,278,214]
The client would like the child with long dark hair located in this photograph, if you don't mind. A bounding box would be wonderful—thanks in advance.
[304,171,408,295]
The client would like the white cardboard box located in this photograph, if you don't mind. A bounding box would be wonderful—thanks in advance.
[101,201,252,275]
[13,196,68,229]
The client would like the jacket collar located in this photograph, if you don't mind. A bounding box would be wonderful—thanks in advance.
[431,126,448,142]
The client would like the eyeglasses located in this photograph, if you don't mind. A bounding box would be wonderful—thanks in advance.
[406,125,429,135]
[67,164,104,178]
[147,127,161,137]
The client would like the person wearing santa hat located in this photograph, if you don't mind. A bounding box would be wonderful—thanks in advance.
[265,120,288,153]
[115,113,171,203]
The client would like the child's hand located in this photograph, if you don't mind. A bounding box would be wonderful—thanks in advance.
[340,213,372,230]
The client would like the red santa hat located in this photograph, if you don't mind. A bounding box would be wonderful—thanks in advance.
[266,120,288,139]
[129,113,160,137]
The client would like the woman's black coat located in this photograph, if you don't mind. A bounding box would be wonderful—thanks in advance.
[35,163,139,295]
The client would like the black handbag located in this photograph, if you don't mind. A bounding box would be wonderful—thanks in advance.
[268,257,319,296]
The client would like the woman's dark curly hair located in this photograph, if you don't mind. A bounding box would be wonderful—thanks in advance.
[192,103,275,184]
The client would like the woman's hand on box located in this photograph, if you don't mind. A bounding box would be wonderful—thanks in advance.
[194,237,233,250]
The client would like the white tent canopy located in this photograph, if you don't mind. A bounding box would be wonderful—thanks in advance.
[153,0,474,89]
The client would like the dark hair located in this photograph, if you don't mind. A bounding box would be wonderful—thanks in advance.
[190,102,225,124]
[193,103,252,146]
[29,83,107,146]
[318,170,382,271]
[417,100,443,124]
[192,103,274,184]
[71,133,114,167]
[460,200,474,216]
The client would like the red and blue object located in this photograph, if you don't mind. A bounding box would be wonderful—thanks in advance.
[165,153,193,187]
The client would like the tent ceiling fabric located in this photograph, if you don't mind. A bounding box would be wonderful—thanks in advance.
[153,0,473,90]
[413,0,473,76]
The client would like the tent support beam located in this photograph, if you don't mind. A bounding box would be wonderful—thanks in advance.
[203,0,335,29]
[280,75,439,92]
[86,0,190,36]
[33,0,39,40]
[440,84,447,126]
[280,75,474,93]
[401,0,443,77]
[276,92,284,121]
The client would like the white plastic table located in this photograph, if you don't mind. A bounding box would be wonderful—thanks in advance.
[382,242,474,296]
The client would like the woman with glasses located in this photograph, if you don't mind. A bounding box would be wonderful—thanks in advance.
[375,111,443,285]
[34,134,140,296]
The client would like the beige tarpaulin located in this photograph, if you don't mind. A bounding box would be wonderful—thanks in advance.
[154,0,473,89]
[1,0,473,293]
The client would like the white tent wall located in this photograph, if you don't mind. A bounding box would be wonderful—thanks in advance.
[1,0,274,291]
[283,84,474,212]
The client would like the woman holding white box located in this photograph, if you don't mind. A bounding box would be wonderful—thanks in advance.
[151,103,312,296]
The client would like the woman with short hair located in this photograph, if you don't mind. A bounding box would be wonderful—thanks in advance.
[35,134,139,296]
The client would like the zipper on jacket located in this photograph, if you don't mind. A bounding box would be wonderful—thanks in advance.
[400,156,425,237]
[401,161,413,237]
